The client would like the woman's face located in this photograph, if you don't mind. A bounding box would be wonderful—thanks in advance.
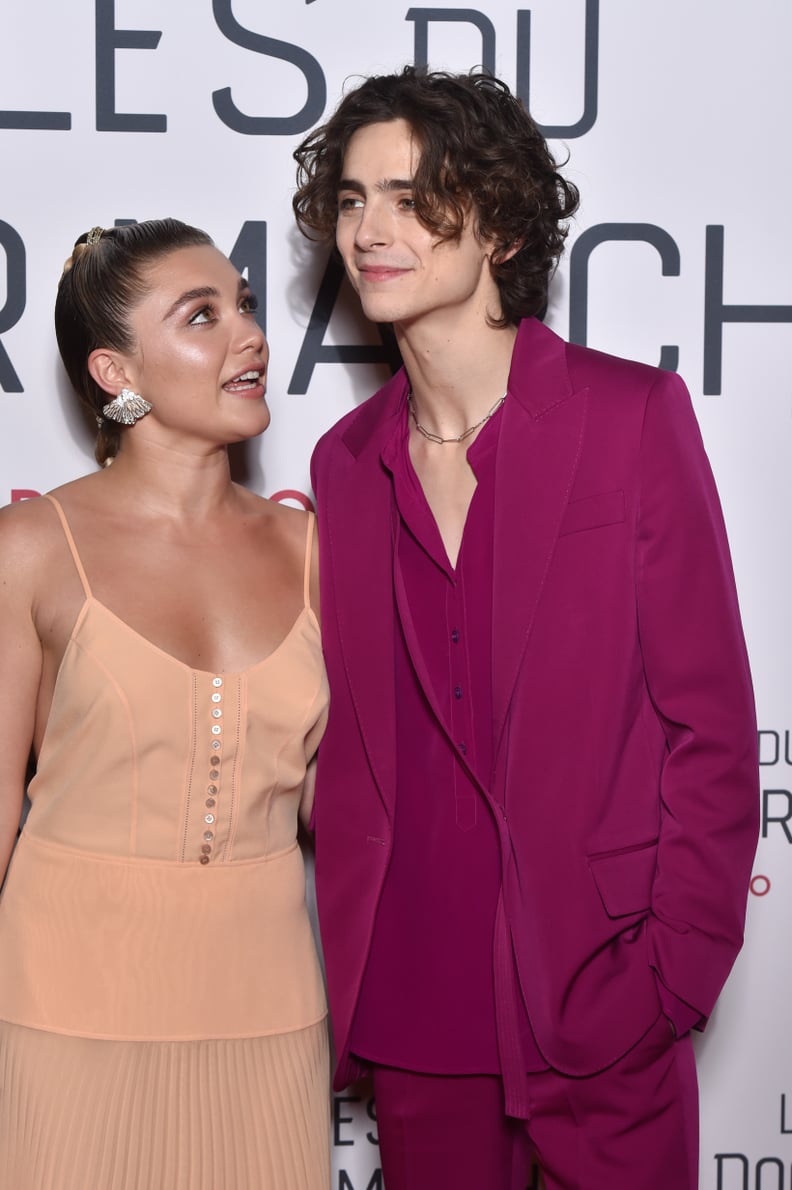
[119,243,270,447]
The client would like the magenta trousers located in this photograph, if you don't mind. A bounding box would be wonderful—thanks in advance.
[369,1013,699,1190]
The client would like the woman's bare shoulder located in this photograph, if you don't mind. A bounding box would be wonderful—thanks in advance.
[0,476,94,578]
[0,496,60,598]
[0,493,56,549]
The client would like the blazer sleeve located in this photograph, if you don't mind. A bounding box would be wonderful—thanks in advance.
[635,370,759,1032]
[309,432,328,506]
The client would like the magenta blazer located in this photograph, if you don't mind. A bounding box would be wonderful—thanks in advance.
[310,317,759,1095]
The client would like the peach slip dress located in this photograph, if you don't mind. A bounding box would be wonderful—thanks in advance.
[0,495,331,1190]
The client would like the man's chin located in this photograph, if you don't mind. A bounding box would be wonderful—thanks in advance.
[359,299,403,325]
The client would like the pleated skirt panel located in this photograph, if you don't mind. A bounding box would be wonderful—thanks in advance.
[0,1018,330,1190]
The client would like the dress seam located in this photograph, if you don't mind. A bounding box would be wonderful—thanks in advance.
[179,673,199,862]
[18,830,300,869]
[0,1007,329,1043]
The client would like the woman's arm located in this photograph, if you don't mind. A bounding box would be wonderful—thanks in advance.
[0,505,45,884]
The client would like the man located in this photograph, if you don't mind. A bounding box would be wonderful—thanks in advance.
[293,67,758,1190]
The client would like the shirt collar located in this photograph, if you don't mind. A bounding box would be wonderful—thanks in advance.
[380,392,507,477]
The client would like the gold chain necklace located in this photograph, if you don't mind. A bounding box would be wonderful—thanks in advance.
[407,391,507,445]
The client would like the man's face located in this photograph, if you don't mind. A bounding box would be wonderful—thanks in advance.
[335,118,499,331]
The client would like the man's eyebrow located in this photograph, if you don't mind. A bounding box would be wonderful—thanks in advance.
[338,177,414,193]
[163,278,247,321]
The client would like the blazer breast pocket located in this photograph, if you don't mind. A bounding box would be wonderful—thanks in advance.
[559,489,625,537]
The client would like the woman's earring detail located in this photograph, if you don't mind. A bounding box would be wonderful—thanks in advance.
[102,387,152,425]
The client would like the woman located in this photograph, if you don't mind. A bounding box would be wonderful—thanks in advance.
[0,220,330,1188]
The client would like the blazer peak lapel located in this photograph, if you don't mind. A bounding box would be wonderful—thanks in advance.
[492,384,588,760]
[324,432,398,817]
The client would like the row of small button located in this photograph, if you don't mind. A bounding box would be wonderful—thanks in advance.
[451,627,466,753]
[200,676,224,864]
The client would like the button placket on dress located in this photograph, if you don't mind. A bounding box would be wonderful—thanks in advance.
[200,676,224,864]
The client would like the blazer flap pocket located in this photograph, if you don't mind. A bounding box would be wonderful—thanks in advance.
[560,489,625,537]
[588,840,657,918]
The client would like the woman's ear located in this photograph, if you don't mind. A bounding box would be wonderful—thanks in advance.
[87,349,135,398]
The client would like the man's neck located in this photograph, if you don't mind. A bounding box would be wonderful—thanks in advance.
[396,312,519,442]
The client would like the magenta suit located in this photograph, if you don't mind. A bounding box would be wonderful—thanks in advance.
[310,317,759,1115]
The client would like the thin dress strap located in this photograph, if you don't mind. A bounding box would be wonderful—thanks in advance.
[303,511,316,610]
[43,494,93,600]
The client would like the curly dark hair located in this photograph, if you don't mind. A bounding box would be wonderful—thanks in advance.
[55,219,212,466]
[293,66,579,327]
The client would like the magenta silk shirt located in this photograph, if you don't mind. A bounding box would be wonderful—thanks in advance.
[349,402,544,1074]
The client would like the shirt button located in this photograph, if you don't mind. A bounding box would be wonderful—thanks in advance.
[199,855,210,865]
[204,813,215,824]
[454,685,463,700]
[207,785,218,795]
[211,693,222,704]
[211,725,221,735]
[211,708,222,719]
[451,628,460,643]
[203,831,214,842]
[201,844,212,855]
[206,798,216,809]
[212,677,223,688]
[210,769,220,779]
[458,742,467,755]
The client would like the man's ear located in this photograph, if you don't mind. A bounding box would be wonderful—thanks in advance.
[492,238,523,266]
[87,349,135,398]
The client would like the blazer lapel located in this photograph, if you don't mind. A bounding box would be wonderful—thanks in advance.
[323,378,406,818]
[492,321,588,761]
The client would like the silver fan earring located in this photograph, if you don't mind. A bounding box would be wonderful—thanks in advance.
[102,387,153,426]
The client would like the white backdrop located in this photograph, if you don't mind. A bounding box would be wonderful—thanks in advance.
[2,3,790,1186]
